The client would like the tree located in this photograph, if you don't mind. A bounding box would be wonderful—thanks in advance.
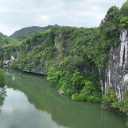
[120,0,128,17]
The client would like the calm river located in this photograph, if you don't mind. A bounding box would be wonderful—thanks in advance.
[0,69,126,128]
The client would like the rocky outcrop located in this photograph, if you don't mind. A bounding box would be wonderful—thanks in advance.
[3,56,15,67]
[59,91,65,95]
[99,28,128,100]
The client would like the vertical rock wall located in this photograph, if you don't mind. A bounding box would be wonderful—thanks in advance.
[99,28,128,100]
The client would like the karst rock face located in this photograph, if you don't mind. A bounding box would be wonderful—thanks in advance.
[99,28,128,100]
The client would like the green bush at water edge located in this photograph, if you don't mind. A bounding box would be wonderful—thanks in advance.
[101,87,128,127]
[0,69,5,87]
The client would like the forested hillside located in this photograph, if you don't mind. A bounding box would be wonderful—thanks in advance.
[1,4,128,100]
[10,25,59,41]
[1,0,128,126]
[0,32,18,47]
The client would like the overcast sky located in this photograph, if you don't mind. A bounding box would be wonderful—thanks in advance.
[0,0,126,36]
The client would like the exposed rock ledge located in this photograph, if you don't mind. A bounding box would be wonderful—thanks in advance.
[22,69,47,75]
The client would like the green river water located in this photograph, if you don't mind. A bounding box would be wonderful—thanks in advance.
[0,69,127,128]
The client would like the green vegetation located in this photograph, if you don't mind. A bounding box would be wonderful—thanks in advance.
[0,69,5,87]
[0,69,6,108]
[0,32,18,47]
[101,86,117,109]
[101,88,128,126]
[1,1,128,103]
[1,0,128,126]
[10,25,59,41]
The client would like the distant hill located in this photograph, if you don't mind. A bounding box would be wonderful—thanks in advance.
[10,25,59,41]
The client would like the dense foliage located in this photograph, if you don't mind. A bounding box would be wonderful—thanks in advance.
[0,32,18,47]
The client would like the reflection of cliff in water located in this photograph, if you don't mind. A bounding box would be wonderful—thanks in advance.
[5,69,126,128]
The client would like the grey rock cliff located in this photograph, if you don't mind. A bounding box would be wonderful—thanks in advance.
[99,28,128,100]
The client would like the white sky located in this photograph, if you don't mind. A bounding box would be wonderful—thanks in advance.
[0,0,126,36]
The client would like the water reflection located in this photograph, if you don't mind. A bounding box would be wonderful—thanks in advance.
[0,87,6,104]
[0,87,6,113]
[0,69,7,109]
[1,69,127,128]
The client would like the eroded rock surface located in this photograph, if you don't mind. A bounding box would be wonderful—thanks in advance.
[99,28,128,100]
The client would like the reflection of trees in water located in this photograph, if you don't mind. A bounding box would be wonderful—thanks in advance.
[0,69,6,112]
[0,87,6,112]
[5,70,126,128]
[5,70,99,128]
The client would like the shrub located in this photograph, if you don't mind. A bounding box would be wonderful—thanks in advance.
[101,87,117,108]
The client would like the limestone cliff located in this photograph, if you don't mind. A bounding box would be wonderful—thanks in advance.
[99,28,128,100]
